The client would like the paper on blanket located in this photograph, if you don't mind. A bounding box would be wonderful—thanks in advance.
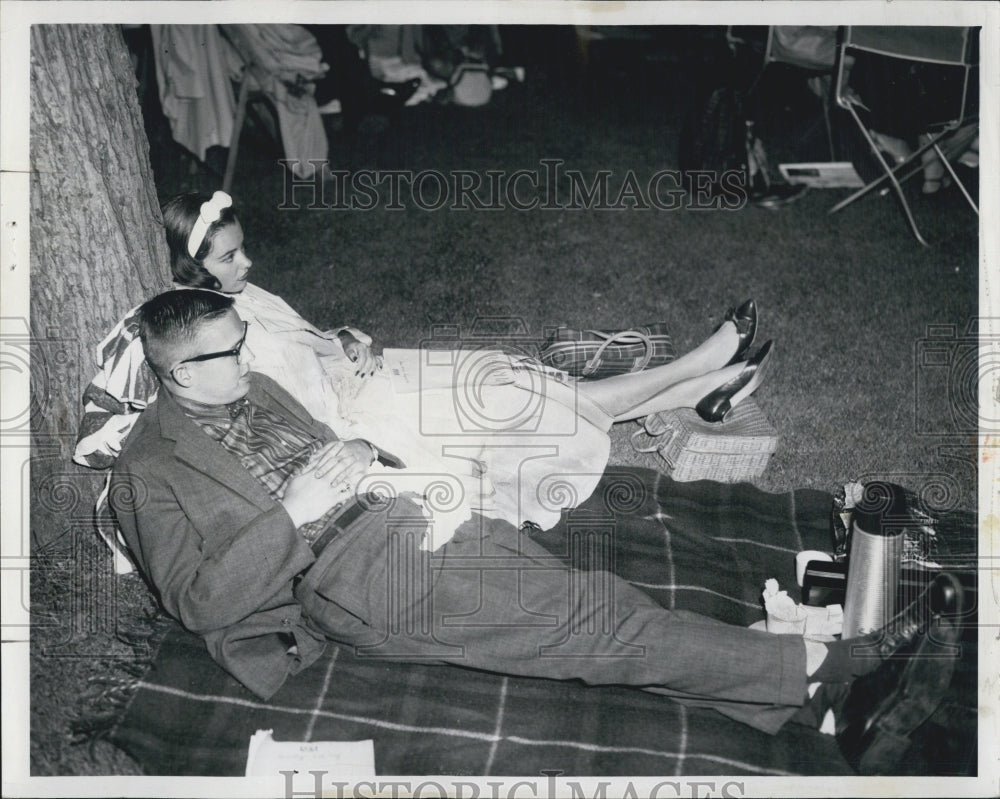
[382,347,609,434]
[762,579,843,638]
[245,729,374,777]
[384,347,520,394]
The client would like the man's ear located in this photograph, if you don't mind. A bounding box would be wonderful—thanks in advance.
[170,363,195,388]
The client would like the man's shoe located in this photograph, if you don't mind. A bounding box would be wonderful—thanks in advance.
[870,571,963,660]
[835,573,964,774]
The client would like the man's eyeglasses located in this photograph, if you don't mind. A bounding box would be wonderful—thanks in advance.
[170,321,248,380]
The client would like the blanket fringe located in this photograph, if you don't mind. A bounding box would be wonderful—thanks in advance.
[71,611,176,749]
[71,674,142,765]
[114,610,175,661]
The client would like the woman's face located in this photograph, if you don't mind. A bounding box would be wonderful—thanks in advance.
[202,221,252,293]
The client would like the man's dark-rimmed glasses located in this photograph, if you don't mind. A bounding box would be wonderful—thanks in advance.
[170,321,248,381]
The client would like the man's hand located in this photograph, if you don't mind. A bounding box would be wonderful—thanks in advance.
[338,332,378,377]
[281,439,374,528]
[307,438,373,488]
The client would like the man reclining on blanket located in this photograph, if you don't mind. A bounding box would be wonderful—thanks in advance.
[111,289,964,773]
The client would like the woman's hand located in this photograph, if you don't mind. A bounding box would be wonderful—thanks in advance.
[338,331,378,377]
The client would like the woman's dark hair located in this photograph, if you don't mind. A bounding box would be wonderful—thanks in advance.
[161,193,239,290]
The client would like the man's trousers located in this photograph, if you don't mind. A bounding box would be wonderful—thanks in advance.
[294,497,809,733]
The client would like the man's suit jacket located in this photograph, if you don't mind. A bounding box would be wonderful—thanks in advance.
[111,373,332,699]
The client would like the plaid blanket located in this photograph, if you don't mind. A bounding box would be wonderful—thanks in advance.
[106,469,977,777]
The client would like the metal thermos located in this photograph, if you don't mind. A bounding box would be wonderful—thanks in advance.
[842,482,907,638]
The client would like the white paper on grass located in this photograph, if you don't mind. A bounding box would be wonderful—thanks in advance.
[778,162,865,188]
[244,729,375,778]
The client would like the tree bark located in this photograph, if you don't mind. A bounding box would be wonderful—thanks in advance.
[30,25,169,549]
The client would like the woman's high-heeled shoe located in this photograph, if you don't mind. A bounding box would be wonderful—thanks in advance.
[696,340,775,423]
[722,298,757,366]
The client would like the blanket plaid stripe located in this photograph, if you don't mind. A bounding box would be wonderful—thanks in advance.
[107,469,976,777]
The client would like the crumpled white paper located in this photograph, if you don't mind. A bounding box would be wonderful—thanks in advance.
[761,578,843,639]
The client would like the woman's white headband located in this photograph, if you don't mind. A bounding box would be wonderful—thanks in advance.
[186,191,233,258]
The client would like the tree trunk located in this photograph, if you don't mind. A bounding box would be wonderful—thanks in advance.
[29,25,169,550]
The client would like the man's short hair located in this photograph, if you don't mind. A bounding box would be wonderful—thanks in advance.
[137,289,236,379]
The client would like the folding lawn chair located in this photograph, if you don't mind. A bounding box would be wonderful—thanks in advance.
[716,26,839,201]
[757,26,838,161]
[829,26,979,246]
[218,24,329,193]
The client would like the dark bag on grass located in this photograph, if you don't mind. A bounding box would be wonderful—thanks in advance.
[539,324,676,378]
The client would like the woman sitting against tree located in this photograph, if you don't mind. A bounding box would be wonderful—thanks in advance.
[75,191,773,531]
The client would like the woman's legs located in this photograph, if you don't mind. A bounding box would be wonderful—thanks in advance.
[577,320,740,419]
[604,361,750,421]
[921,122,980,196]
[918,133,948,194]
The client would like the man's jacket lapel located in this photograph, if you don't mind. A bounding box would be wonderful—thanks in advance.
[155,382,277,511]
[151,372,337,510]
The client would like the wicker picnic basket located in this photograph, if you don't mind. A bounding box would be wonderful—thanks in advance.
[632,400,779,483]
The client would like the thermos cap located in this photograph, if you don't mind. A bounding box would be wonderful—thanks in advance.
[852,482,909,536]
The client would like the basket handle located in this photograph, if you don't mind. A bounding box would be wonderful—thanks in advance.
[581,329,653,377]
[630,423,678,455]
[656,429,678,469]
[630,426,659,454]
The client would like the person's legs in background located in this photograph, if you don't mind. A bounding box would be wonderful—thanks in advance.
[304,25,371,133]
